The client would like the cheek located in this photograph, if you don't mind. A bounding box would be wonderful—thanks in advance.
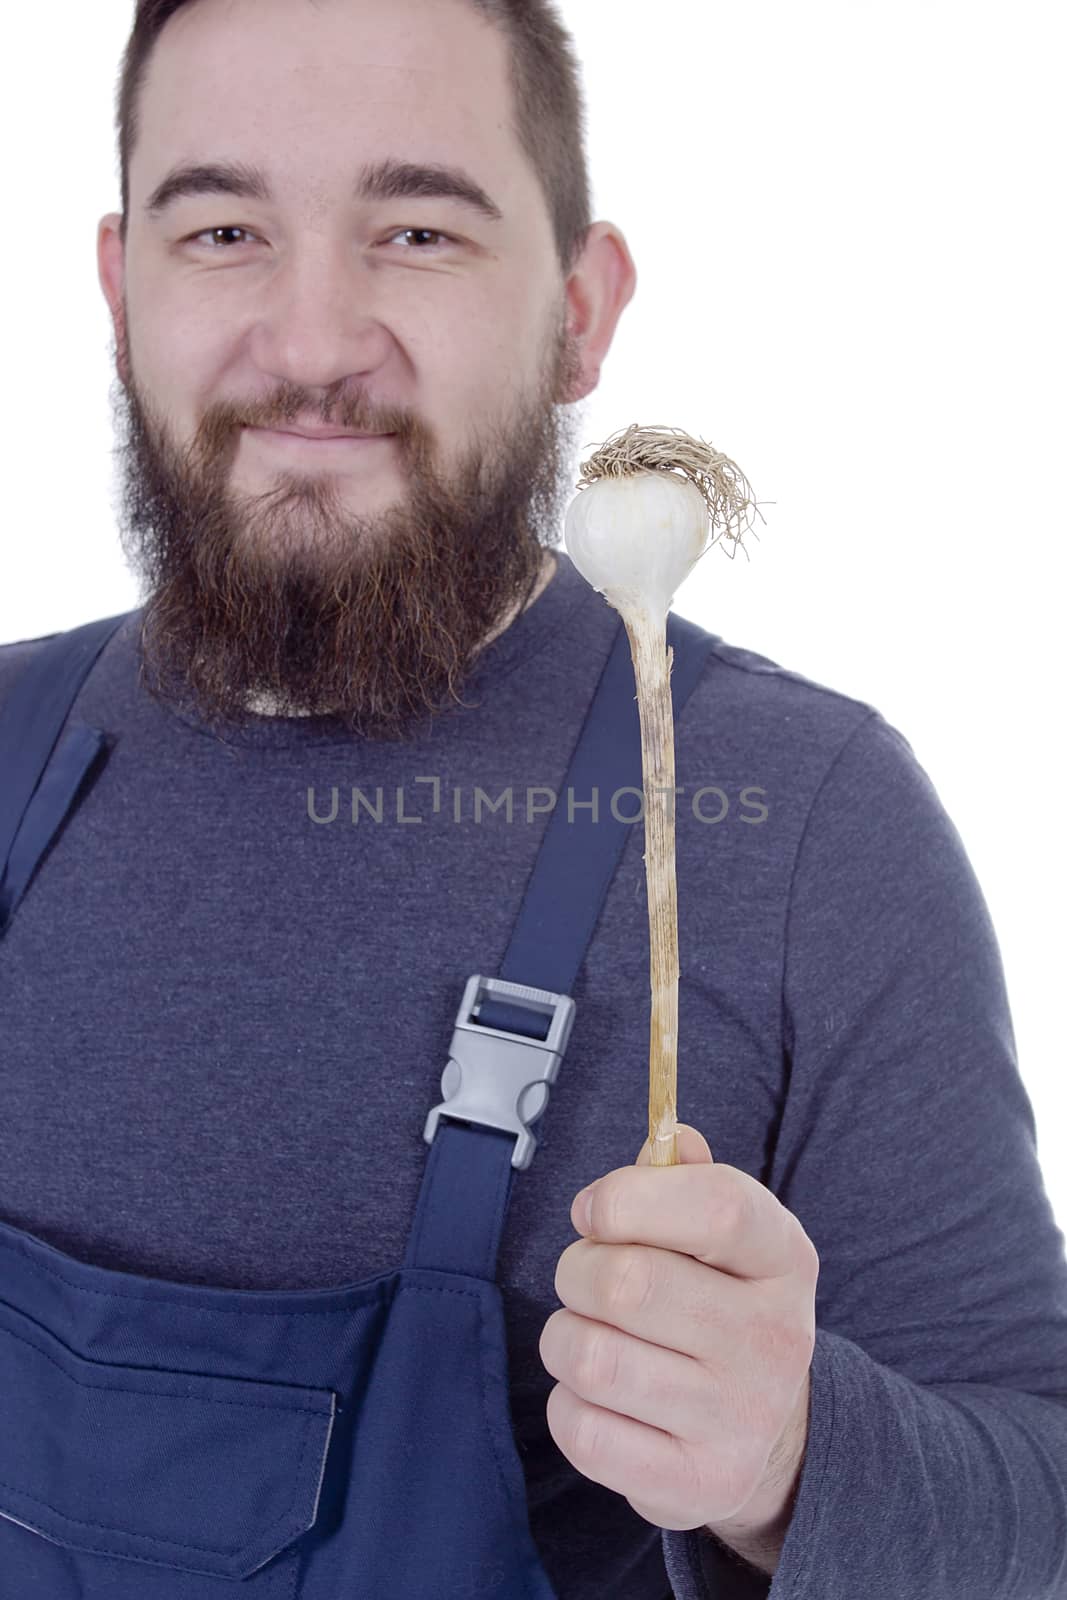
[426,304,551,437]
[126,262,242,375]
[131,310,240,428]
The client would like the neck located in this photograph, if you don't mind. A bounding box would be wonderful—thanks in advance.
[477,548,558,651]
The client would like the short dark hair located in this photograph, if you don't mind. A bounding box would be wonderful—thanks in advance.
[114,0,594,275]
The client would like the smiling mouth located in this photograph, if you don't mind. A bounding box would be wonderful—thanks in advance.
[246,427,396,451]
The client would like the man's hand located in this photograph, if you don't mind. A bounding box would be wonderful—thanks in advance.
[538,1124,818,1535]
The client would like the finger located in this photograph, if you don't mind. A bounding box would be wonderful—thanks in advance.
[574,1162,796,1281]
[554,1235,752,1362]
[540,1306,733,1447]
[544,1378,708,1531]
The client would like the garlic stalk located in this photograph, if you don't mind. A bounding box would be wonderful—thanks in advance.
[564,424,762,1166]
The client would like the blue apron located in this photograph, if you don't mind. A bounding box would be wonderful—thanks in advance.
[0,603,715,1598]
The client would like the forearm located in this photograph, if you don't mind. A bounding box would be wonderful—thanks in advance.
[784,1331,1067,1596]
[661,1328,1067,1599]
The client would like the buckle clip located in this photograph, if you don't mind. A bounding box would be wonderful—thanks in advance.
[423,976,576,1171]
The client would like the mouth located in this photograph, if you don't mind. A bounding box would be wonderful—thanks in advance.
[245,427,396,455]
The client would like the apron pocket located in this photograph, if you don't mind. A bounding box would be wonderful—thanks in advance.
[0,1296,336,1581]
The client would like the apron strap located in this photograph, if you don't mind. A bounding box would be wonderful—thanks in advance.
[0,613,132,939]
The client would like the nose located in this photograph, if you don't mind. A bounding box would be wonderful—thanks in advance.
[247,242,394,393]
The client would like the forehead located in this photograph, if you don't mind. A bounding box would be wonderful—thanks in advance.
[133,0,522,205]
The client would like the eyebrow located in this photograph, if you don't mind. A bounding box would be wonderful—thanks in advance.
[143,157,505,225]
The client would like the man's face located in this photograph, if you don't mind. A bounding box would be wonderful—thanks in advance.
[98,0,595,740]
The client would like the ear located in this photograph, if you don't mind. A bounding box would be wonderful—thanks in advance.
[635,1123,714,1166]
[97,212,131,388]
[557,222,638,405]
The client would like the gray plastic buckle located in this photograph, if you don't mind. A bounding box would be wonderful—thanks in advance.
[423,975,576,1171]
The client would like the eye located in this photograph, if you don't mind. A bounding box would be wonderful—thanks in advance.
[186,226,260,250]
[383,227,456,253]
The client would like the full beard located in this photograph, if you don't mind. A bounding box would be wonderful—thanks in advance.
[112,313,585,742]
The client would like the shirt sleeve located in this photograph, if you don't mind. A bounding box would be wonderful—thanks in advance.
[659,710,1067,1597]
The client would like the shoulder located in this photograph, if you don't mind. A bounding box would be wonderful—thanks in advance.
[0,611,138,719]
[679,622,890,776]
[0,625,65,712]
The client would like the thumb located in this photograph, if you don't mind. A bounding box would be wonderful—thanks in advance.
[635,1122,714,1166]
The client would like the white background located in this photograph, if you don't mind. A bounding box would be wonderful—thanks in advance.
[2,3,1063,1225]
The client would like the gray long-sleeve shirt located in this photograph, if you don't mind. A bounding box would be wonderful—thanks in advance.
[2,549,1065,1598]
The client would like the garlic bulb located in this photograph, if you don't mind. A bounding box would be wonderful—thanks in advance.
[564,472,709,620]
[563,424,763,1166]
[563,421,760,625]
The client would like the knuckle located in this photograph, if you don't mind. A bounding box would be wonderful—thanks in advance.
[714,1179,750,1238]
[783,1208,820,1277]
[574,1324,620,1397]
[570,1397,602,1462]
[800,1229,821,1283]
[601,1245,656,1317]
[752,1304,814,1375]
